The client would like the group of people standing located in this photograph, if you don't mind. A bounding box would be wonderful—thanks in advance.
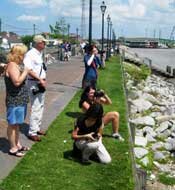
[72,44,124,164]
[4,38,124,165]
[4,35,47,157]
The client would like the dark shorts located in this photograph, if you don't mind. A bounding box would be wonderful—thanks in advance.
[7,105,27,125]
[82,78,97,89]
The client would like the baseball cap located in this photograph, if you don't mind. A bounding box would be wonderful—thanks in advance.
[33,35,47,43]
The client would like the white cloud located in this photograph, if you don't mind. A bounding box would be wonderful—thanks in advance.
[133,3,146,17]
[13,0,47,8]
[48,0,81,16]
[17,15,46,22]
[154,0,170,9]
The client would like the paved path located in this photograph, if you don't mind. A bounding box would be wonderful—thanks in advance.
[0,56,84,181]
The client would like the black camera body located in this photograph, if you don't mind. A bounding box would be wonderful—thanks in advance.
[92,132,100,141]
[94,90,104,98]
[32,83,45,95]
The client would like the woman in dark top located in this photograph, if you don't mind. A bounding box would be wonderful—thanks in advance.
[5,45,30,157]
[79,86,124,141]
[72,103,111,164]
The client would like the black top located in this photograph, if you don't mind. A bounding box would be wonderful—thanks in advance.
[75,116,102,135]
[4,64,29,107]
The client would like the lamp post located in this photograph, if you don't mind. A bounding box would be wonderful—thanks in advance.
[109,20,112,57]
[100,1,106,56]
[76,27,79,43]
[67,24,70,38]
[106,14,110,60]
[89,0,92,45]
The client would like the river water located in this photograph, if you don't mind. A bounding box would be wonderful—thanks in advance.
[130,48,175,71]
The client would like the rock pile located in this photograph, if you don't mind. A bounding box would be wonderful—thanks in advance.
[124,62,175,187]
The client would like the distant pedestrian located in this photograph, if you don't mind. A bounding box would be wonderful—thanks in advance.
[82,45,102,89]
[4,45,30,157]
[24,35,47,142]
[72,103,111,164]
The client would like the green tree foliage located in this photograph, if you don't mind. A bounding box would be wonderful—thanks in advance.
[21,35,33,48]
[50,17,68,35]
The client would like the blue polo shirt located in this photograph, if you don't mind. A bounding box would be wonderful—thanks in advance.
[83,54,101,80]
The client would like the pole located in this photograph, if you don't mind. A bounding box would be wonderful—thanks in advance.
[89,0,92,45]
[106,19,110,60]
[0,18,1,33]
[33,24,36,35]
[68,24,70,38]
[76,28,79,43]
[101,12,105,52]
[109,21,112,57]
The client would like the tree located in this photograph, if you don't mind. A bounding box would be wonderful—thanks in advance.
[49,17,68,36]
[21,35,33,48]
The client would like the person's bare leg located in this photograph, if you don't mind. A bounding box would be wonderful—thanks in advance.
[7,125,18,152]
[103,111,119,133]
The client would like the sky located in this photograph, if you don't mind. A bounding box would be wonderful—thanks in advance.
[0,0,175,39]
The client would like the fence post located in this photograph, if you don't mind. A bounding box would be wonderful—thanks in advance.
[166,66,171,74]
[173,68,175,77]
[148,59,152,69]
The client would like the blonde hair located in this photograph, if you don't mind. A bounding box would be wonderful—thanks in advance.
[7,45,28,64]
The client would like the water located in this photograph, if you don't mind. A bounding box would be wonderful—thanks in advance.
[130,48,175,71]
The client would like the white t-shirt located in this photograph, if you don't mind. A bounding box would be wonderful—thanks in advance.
[23,47,46,79]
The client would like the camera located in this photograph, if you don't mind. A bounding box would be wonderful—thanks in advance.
[32,83,45,95]
[92,132,99,140]
[94,90,104,98]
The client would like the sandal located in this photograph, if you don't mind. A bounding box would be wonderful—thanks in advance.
[9,150,25,157]
[18,146,30,152]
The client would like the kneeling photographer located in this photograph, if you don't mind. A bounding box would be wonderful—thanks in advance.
[79,86,124,141]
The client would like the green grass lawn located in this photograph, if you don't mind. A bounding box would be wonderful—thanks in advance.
[0,56,134,190]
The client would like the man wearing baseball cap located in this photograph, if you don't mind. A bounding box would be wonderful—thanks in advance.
[23,35,47,141]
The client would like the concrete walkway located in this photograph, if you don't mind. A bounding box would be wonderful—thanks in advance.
[0,55,84,181]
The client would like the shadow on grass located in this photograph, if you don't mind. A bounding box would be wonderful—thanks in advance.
[63,149,82,164]
[102,134,114,138]
[65,112,83,119]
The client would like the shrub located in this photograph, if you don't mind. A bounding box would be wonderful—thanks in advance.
[124,63,151,83]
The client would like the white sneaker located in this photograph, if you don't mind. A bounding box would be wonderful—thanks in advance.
[112,133,125,142]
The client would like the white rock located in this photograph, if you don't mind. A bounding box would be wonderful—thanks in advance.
[155,114,175,124]
[134,147,148,159]
[154,151,167,161]
[156,129,171,139]
[164,142,173,151]
[151,142,164,151]
[143,126,156,137]
[140,156,149,167]
[149,112,162,118]
[142,93,159,105]
[135,136,148,147]
[132,99,152,113]
[146,134,156,142]
[155,121,169,133]
[130,116,155,127]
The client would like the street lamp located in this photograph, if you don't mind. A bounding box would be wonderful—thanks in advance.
[106,14,110,60]
[67,24,70,38]
[76,27,79,43]
[100,1,107,55]
[109,20,112,57]
[89,0,92,45]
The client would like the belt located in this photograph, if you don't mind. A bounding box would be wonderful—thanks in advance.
[28,78,46,81]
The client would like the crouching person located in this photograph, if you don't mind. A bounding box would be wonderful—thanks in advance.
[72,103,111,164]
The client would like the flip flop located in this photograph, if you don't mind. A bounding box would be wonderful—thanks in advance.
[18,146,30,152]
[9,150,25,157]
